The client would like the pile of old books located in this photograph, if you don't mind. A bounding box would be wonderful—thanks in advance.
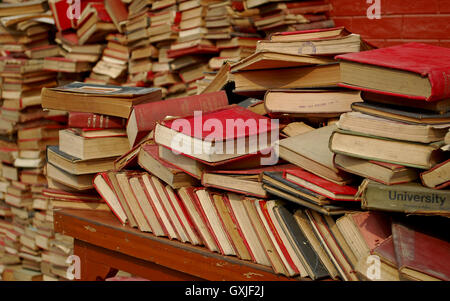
[43,0,335,98]
[0,0,78,281]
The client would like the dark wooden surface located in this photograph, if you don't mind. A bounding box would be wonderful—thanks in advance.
[54,209,298,281]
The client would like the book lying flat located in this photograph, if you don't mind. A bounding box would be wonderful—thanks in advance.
[338,111,450,143]
[334,154,418,185]
[283,168,358,201]
[352,102,450,125]
[361,180,450,217]
[329,129,445,170]
[154,105,278,164]
[41,82,162,118]
[337,43,450,101]
[201,164,295,198]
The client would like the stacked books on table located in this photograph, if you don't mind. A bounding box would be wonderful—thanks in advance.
[332,43,450,217]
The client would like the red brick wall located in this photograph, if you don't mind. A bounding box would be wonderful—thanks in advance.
[326,0,450,48]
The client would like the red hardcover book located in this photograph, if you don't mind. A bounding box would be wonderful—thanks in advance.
[372,236,397,268]
[104,0,128,32]
[171,187,202,245]
[336,43,450,102]
[392,222,450,281]
[149,176,182,241]
[48,0,72,32]
[258,200,299,274]
[182,187,219,252]
[163,185,193,244]
[348,211,392,252]
[283,168,358,201]
[138,176,169,237]
[126,91,229,147]
[93,172,127,224]
[68,112,126,129]
[167,45,219,59]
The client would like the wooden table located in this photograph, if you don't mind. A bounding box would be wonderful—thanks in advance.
[53,209,298,281]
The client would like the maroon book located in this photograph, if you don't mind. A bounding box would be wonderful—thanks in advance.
[68,112,126,129]
[126,91,229,147]
[336,43,450,102]
[392,221,450,281]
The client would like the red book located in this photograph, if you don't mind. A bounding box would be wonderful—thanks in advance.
[167,45,219,59]
[48,0,72,32]
[172,188,202,245]
[283,168,358,201]
[372,236,397,268]
[93,172,127,224]
[126,91,229,147]
[104,0,128,32]
[392,221,450,281]
[68,112,126,129]
[336,43,450,102]
[347,211,392,252]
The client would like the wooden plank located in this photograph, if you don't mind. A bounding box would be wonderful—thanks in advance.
[54,209,297,281]
[74,240,202,281]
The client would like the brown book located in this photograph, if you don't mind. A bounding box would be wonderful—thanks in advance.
[59,129,130,160]
[265,90,362,118]
[41,82,162,118]
[46,163,94,191]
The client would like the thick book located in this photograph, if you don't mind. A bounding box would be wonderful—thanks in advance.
[41,82,162,118]
[269,26,349,41]
[126,91,228,147]
[154,105,278,164]
[137,144,197,189]
[68,112,126,129]
[264,89,362,118]
[278,124,352,185]
[93,172,127,225]
[334,154,418,185]
[230,51,334,72]
[47,145,116,175]
[336,211,392,261]
[257,33,364,56]
[283,168,358,201]
[361,180,450,217]
[337,111,450,143]
[59,129,130,160]
[392,221,450,281]
[420,159,450,189]
[275,205,329,280]
[336,43,450,102]
[329,129,445,170]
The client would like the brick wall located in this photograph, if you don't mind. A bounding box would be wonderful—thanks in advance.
[326,0,450,48]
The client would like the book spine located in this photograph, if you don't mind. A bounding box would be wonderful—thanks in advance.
[129,91,228,146]
[362,183,450,214]
[68,112,126,129]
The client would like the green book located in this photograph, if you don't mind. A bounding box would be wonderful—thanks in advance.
[361,180,450,216]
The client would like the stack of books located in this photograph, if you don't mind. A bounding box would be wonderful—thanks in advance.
[40,81,162,214]
[331,43,450,216]
[0,0,72,281]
